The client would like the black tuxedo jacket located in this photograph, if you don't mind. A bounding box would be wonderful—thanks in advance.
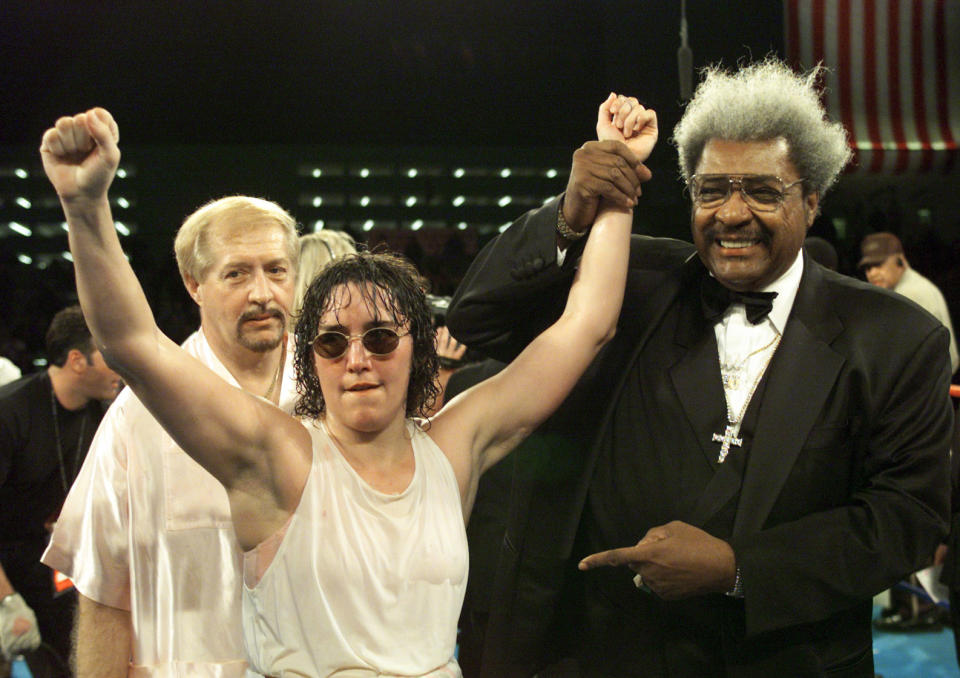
[447,197,953,678]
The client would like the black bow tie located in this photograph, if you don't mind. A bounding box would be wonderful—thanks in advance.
[700,275,778,325]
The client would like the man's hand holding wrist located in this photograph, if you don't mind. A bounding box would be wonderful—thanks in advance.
[557,199,589,242]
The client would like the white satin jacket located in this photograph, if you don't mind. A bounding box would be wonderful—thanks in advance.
[42,330,298,677]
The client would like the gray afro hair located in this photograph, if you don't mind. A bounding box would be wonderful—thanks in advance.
[672,57,852,197]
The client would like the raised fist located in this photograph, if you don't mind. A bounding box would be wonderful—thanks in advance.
[40,107,120,205]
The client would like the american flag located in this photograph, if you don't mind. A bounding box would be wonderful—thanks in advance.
[785,0,959,174]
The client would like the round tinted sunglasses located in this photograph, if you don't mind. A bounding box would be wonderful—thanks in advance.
[311,327,408,359]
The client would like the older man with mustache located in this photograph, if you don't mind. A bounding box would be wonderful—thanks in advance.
[42,196,300,677]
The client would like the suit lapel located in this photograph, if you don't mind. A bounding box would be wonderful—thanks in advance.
[669,290,728,471]
[733,261,845,537]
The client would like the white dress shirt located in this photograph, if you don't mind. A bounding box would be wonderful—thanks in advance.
[713,251,804,434]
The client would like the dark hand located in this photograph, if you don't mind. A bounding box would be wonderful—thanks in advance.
[435,326,467,367]
[563,140,651,233]
[578,520,737,600]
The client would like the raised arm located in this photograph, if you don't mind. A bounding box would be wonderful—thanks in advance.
[39,110,309,547]
[447,99,654,363]
[433,96,657,512]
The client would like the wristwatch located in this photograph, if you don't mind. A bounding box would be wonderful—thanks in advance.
[556,202,588,241]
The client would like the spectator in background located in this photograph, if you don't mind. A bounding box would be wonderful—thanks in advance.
[291,230,356,330]
[860,231,959,633]
[0,305,120,674]
[859,232,958,375]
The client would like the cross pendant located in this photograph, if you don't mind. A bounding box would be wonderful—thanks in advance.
[712,424,743,463]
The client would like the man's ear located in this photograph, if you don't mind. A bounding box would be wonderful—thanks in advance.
[183,273,202,305]
[65,348,89,373]
[804,191,821,228]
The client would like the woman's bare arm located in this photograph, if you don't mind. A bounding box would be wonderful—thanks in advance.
[432,95,657,510]
[40,109,309,545]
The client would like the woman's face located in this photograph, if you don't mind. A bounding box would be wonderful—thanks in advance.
[313,283,413,435]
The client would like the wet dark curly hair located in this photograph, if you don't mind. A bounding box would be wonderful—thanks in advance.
[292,249,440,421]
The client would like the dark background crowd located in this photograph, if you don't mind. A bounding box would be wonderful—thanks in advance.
[2,3,960,677]
[0,0,957,377]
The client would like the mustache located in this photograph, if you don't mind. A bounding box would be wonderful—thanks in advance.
[238,306,285,324]
[703,224,773,244]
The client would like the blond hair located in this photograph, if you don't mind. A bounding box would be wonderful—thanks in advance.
[290,230,357,329]
[173,196,299,283]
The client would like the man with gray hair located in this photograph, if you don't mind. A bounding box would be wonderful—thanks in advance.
[42,196,300,677]
[448,58,952,677]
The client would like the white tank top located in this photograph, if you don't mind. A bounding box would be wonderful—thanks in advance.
[241,419,468,677]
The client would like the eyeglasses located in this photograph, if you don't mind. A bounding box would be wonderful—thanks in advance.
[689,174,805,212]
[311,327,408,359]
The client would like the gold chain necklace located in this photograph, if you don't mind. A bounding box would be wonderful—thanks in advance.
[263,336,286,402]
[719,332,781,390]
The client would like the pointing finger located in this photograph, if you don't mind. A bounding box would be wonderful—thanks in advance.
[578,544,650,571]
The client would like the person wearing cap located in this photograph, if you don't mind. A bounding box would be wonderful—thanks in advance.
[860,232,958,374]
[859,231,960,635]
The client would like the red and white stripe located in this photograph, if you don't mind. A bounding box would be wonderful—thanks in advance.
[785,0,959,174]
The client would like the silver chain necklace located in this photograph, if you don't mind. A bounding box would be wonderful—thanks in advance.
[49,379,88,493]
